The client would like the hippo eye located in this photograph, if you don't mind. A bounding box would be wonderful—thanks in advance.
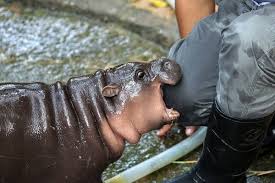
[136,70,146,80]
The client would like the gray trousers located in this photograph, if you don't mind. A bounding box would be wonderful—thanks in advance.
[164,0,275,125]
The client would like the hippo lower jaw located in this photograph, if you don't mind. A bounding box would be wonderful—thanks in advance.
[109,80,180,148]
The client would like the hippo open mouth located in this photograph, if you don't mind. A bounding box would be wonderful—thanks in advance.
[127,58,182,136]
[158,58,182,125]
[160,84,180,126]
[128,82,180,137]
[101,58,182,151]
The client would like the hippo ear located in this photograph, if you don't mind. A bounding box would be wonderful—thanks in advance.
[102,84,121,97]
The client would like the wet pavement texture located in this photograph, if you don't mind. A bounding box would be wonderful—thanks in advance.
[0,1,274,183]
[0,3,166,83]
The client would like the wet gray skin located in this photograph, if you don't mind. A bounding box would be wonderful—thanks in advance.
[0,3,274,183]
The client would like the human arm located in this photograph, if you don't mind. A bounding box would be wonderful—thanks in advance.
[176,0,215,37]
[157,0,216,137]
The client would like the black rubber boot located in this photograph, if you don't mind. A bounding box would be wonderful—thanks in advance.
[166,101,274,183]
[261,116,275,154]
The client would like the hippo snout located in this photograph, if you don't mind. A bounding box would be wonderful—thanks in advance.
[152,58,182,85]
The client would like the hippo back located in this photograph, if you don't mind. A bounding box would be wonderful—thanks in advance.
[0,76,109,183]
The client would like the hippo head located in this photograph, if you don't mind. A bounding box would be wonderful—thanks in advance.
[101,58,181,155]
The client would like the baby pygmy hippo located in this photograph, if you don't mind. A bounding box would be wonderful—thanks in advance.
[0,58,181,183]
